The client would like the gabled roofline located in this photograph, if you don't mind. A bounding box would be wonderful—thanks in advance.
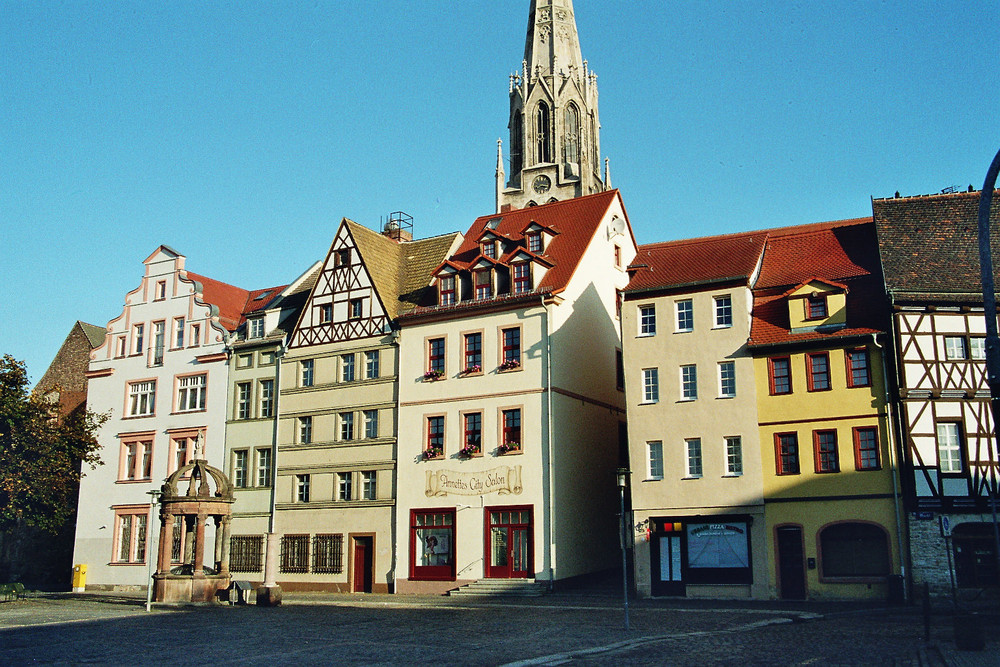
[780,276,850,298]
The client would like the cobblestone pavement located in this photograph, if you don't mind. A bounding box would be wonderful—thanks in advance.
[1,592,997,666]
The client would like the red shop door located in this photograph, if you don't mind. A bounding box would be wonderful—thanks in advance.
[486,507,532,579]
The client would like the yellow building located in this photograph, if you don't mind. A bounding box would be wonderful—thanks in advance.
[749,218,905,600]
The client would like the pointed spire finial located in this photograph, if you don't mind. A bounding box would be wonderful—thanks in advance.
[604,158,612,190]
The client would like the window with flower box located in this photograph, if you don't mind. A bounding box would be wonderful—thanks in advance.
[853,427,880,470]
[410,509,455,580]
[500,327,521,370]
[814,430,839,473]
[513,262,532,293]
[464,332,482,373]
[807,353,830,391]
[427,338,445,379]
[775,432,800,475]
[462,412,482,456]
[439,276,456,305]
[426,415,445,459]
[500,408,521,453]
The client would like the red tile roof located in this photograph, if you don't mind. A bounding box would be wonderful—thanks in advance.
[446,190,624,296]
[242,286,289,317]
[183,271,253,332]
[625,230,767,294]
[748,218,886,348]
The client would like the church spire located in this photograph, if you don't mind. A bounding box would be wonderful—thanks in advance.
[497,0,606,212]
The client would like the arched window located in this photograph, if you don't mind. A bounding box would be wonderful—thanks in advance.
[536,102,551,163]
[510,110,523,176]
[564,103,580,165]
[819,522,889,578]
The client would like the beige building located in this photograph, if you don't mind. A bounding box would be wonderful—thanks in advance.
[622,232,769,599]
[394,191,637,594]
[270,218,459,592]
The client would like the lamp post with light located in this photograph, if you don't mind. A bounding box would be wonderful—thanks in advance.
[144,489,161,612]
[616,467,631,631]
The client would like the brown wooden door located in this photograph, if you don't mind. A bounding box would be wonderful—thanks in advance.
[352,536,373,593]
[776,526,806,600]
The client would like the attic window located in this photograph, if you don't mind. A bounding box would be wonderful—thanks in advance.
[486,217,501,230]
[482,241,496,259]
[475,269,492,300]
[806,295,828,320]
[249,318,265,339]
[335,249,351,267]
[439,276,456,306]
[527,232,542,253]
[254,290,273,302]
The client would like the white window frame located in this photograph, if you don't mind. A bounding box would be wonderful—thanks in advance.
[365,350,379,379]
[680,364,698,401]
[341,354,356,382]
[685,438,703,478]
[642,368,659,404]
[718,361,736,398]
[638,305,656,336]
[675,299,693,333]
[338,472,353,501]
[176,374,206,412]
[971,337,986,360]
[256,447,273,487]
[362,471,377,500]
[128,380,156,417]
[936,422,963,473]
[714,295,733,328]
[249,318,265,339]
[364,409,379,439]
[647,441,664,480]
[301,359,314,387]
[725,436,743,476]
[944,336,967,360]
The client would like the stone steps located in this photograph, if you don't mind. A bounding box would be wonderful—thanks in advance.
[448,578,548,597]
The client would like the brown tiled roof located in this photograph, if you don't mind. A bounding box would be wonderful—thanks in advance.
[183,272,252,332]
[80,321,107,348]
[446,190,624,295]
[396,233,463,313]
[873,190,1000,302]
[625,231,766,294]
[748,218,886,348]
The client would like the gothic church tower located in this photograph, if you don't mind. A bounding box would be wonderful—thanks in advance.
[496,0,607,212]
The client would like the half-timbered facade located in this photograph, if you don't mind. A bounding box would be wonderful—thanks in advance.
[273,219,460,592]
[874,190,1000,596]
[749,219,905,600]
[74,246,251,588]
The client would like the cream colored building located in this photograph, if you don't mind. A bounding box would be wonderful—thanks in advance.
[622,232,768,599]
[394,191,637,594]
[271,218,459,592]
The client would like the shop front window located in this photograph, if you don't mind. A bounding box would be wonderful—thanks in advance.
[410,509,455,580]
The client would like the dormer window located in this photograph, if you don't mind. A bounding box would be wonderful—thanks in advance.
[806,295,828,319]
[475,269,492,300]
[249,318,265,339]
[513,263,532,294]
[482,241,496,259]
[527,232,542,253]
[439,276,456,305]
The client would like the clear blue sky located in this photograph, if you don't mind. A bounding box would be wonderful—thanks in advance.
[2,1,998,383]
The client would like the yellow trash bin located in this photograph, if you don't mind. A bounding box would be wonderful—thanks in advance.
[72,564,87,593]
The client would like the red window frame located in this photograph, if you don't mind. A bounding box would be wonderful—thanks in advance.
[475,270,492,299]
[806,352,831,392]
[806,294,828,319]
[513,262,532,293]
[463,412,482,454]
[426,416,444,457]
[768,357,792,395]
[439,276,456,305]
[428,338,445,373]
[775,432,799,475]
[482,241,496,258]
[846,348,871,388]
[409,509,456,581]
[464,332,482,371]
[502,327,521,366]
[527,232,542,253]
[853,427,881,470]
[502,409,521,448]
[813,430,839,473]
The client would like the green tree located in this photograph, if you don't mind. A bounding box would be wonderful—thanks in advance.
[0,355,105,533]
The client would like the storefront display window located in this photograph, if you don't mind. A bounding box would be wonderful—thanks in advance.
[410,509,455,581]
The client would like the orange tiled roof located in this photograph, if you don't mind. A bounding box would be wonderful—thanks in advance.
[748,218,886,348]
[625,230,767,293]
[445,190,623,295]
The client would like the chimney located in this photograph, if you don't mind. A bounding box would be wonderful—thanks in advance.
[382,211,414,243]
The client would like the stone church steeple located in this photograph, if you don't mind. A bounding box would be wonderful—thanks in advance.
[496,0,606,212]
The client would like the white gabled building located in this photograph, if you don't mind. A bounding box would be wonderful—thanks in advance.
[74,246,251,588]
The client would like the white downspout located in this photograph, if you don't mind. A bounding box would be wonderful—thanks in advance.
[545,299,555,590]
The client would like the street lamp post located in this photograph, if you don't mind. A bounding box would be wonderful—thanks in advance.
[616,467,631,631]
[145,489,161,612]
[975,148,1000,582]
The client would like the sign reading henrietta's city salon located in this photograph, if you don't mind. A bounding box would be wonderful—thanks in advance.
[425,466,523,497]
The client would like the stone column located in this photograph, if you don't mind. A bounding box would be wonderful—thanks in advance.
[157,513,175,576]
[257,532,282,606]
[219,515,232,576]
[184,515,195,567]
[214,515,224,572]
[193,513,207,577]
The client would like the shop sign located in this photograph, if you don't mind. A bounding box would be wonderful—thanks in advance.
[425,465,523,497]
